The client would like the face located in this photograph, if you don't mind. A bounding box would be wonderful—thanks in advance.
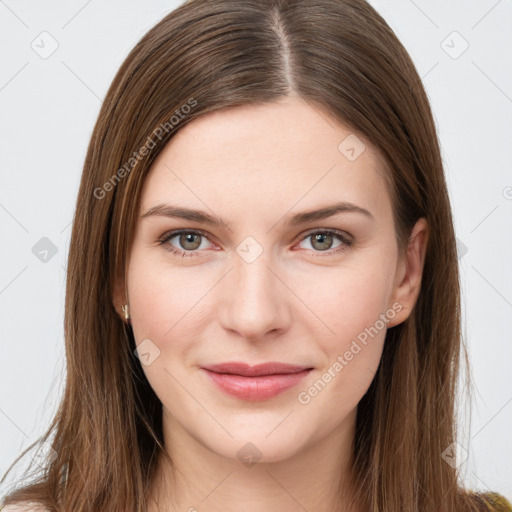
[116,95,426,464]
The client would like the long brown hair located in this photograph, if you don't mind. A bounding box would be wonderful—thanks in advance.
[1,0,504,510]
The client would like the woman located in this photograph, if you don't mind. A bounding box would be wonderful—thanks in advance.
[1,0,510,510]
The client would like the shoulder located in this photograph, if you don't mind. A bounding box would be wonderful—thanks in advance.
[1,502,49,512]
[475,492,512,512]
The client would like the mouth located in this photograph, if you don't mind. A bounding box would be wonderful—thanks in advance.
[200,362,314,401]
[201,361,313,377]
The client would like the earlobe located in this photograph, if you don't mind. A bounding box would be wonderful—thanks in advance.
[112,270,129,323]
[387,217,429,328]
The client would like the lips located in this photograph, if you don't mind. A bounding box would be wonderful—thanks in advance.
[200,362,314,401]
[201,362,313,377]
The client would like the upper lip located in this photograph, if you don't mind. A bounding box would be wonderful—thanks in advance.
[202,362,313,377]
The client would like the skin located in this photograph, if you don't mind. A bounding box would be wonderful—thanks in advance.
[113,95,428,512]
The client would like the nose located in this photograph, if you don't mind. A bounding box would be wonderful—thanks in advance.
[218,250,291,341]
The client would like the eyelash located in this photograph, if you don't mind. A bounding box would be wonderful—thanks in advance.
[157,228,353,258]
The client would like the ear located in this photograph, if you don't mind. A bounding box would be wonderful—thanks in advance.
[112,266,129,324]
[386,217,429,328]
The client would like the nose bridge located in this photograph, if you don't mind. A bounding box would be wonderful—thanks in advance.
[234,247,275,298]
[219,238,289,339]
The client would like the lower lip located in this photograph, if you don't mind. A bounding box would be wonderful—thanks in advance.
[202,369,312,401]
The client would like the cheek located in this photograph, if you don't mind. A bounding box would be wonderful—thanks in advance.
[294,254,394,394]
[128,259,206,347]
[298,256,394,341]
[295,265,390,424]
[126,257,209,400]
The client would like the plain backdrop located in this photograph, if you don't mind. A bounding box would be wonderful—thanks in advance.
[1,0,511,502]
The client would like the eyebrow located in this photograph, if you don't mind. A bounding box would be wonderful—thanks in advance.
[141,201,373,227]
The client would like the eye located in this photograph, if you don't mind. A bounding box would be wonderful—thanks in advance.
[157,228,353,257]
[295,229,353,255]
[157,229,215,257]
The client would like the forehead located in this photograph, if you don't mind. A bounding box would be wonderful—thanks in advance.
[141,97,391,221]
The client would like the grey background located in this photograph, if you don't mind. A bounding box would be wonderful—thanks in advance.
[1,0,511,501]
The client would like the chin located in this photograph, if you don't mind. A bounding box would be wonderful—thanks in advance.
[204,430,306,466]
